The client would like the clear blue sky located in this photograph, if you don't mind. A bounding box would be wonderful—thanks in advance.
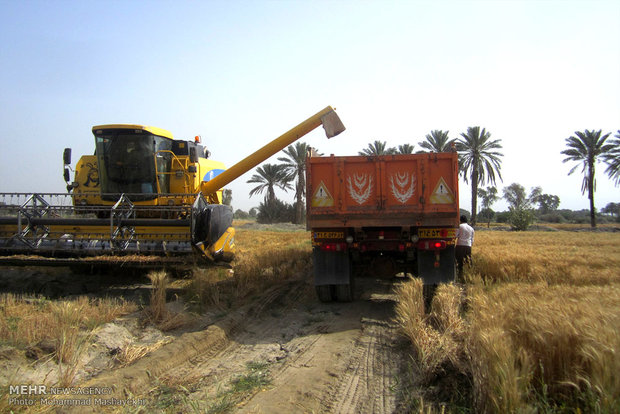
[1,0,618,213]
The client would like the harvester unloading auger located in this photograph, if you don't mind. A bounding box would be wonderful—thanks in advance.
[0,106,345,269]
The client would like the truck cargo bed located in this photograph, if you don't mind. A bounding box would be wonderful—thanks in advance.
[307,153,459,228]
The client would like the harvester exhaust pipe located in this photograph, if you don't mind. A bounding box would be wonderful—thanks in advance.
[201,106,345,196]
[63,148,73,192]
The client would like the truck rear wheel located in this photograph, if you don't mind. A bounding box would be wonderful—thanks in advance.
[423,284,437,313]
[312,248,353,303]
[316,285,333,302]
[334,283,353,302]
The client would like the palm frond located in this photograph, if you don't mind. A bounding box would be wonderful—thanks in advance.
[397,144,415,154]
[359,140,397,156]
[561,130,613,201]
[602,133,620,185]
[457,126,504,185]
[418,130,453,152]
[246,163,291,199]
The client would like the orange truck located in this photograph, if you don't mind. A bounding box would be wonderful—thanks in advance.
[306,152,459,302]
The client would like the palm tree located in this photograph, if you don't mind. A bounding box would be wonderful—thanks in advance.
[247,163,292,205]
[418,130,454,152]
[397,144,415,154]
[561,129,613,228]
[358,140,397,156]
[278,142,310,224]
[603,130,620,186]
[457,127,503,226]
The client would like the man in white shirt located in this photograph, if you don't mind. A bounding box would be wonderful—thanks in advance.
[455,215,474,280]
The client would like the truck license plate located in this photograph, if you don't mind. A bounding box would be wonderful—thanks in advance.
[314,232,344,239]
[418,228,456,238]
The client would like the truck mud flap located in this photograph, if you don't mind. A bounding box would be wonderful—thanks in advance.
[417,245,456,285]
[312,248,351,286]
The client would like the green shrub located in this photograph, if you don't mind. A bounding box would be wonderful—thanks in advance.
[495,211,510,223]
[538,212,566,223]
[257,199,295,224]
[508,208,535,231]
[234,209,249,219]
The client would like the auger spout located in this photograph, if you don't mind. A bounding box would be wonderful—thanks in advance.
[200,106,345,197]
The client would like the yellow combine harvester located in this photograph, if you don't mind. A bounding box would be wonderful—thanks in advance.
[0,107,345,269]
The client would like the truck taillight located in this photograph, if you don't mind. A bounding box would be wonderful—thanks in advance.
[417,240,446,251]
[320,242,348,252]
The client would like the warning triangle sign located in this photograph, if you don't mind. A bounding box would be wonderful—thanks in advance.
[311,181,334,207]
[430,177,455,204]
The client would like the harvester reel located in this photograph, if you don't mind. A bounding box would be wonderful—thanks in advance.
[110,194,136,251]
[15,194,51,248]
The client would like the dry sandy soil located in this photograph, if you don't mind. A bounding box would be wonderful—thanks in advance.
[1,268,413,413]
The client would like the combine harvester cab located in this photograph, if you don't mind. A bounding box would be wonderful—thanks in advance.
[306,152,460,302]
[0,107,345,270]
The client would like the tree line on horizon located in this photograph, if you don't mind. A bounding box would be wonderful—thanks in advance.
[240,128,620,228]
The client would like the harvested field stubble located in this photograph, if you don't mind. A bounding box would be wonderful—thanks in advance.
[0,223,312,410]
[0,294,138,400]
[0,294,136,348]
[396,231,620,413]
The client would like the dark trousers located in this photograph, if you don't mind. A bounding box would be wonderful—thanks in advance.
[455,245,472,280]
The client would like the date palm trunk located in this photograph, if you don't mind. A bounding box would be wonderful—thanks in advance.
[471,168,479,225]
[588,161,596,228]
[295,168,305,224]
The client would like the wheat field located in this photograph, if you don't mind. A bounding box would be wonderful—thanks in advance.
[396,230,620,413]
[1,223,618,412]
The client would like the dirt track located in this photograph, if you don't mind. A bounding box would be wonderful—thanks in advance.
[77,276,411,413]
[1,266,413,413]
[179,277,410,413]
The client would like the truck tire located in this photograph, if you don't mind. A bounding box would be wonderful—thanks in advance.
[334,283,353,302]
[423,284,436,313]
[416,246,456,285]
[316,285,333,302]
[312,248,352,303]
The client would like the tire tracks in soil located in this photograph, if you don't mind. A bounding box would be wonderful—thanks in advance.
[69,277,409,413]
[321,286,404,414]
[237,278,409,414]
[66,280,302,413]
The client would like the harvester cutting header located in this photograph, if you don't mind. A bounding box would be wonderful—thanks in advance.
[0,106,345,268]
